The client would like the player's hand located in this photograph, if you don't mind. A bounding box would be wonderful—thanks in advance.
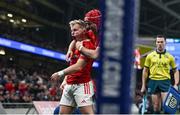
[140,86,146,94]
[75,41,83,50]
[173,85,178,90]
[66,51,73,62]
[60,80,67,90]
[50,72,59,81]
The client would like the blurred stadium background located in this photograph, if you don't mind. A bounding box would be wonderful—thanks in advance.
[0,0,179,114]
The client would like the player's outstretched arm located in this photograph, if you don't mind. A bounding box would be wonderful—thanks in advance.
[51,58,87,81]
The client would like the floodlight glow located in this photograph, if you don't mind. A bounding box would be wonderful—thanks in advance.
[7,13,13,18]
[9,19,14,23]
[22,19,27,23]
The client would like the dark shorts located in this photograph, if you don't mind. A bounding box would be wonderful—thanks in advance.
[147,79,171,95]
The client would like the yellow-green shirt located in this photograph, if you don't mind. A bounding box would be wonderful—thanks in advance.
[144,50,177,80]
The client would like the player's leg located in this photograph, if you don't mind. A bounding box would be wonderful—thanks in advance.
[60,105,74,114]
[159,79,171,103]
[161,91,168,102]
[147,79,160,113]
[74,81,95,114]
[151,93,161,113]
[159,79,171,113]
[59,84,76,114]
[79,105,94,114]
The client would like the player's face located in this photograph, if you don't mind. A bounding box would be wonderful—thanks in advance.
[156,37,166,52]
[71,24,85,41]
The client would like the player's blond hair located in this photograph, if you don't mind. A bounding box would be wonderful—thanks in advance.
[69,19,86,29]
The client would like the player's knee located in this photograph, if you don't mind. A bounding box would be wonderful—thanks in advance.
[153,103,161,111]
[79,105,94,114]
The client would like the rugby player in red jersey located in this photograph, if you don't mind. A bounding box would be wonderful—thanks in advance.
[51,19,95,114]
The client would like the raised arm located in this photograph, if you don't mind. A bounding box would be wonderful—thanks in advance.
[76,41,99,59]
[66,40,76,61]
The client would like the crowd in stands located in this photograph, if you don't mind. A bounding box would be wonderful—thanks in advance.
[0,59,62,103]
[0,24,68,53]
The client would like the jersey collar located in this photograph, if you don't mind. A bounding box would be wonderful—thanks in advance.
[156,49,166,54]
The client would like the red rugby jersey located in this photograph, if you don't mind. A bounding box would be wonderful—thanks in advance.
[67,40,95,84]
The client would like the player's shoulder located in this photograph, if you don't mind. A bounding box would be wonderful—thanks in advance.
[165,51,172,55]
[147,50,156,57]
[165,51,174,58]
[82,39,91,44]
[82,39,95,48]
